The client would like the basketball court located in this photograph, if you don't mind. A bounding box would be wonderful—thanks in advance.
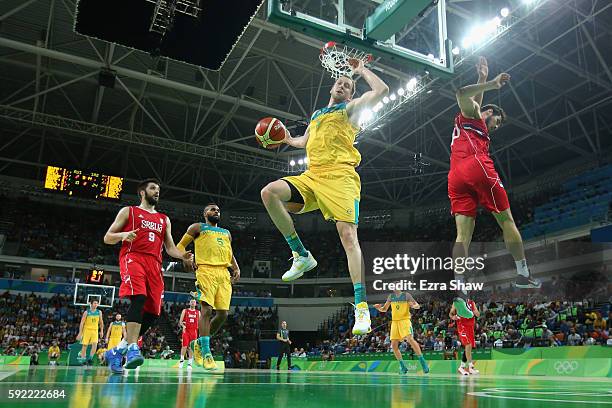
[1,0,611,407]
[0,366,610,407]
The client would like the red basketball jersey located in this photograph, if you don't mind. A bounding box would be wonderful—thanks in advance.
[119,206,167,263]
[450,113,490,163]
[184,309,199,331]
[458,299,476,327]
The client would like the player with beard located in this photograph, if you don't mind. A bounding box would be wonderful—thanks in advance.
[103,179,193,374]
[177,203,240,370]
[260,59,389,335]
[449,57,540,318]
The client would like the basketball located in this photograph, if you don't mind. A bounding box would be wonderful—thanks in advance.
[255,117,286,149]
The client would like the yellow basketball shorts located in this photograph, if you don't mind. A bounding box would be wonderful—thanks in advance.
[283,167,361,224]
[82,329,99,345]
[390,319,413,340]
[107,336,122,350]
[195,265,232,310]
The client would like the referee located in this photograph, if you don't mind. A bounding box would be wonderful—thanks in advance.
[276,321,292,370]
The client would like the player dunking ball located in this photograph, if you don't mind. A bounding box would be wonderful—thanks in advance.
[374,290,429,374]
[450,299,480,375]
[178,299,199,369]
[103,179,193,374]
[260,59,389,335]
[449,57,540,316]
[105,313,126,351]
[177,203,240,370]
[76,299,104,365]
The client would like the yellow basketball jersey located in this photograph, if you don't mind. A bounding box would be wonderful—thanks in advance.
[84,308,100,330]
[194,224,233,267]
[389,293,411,321]
[306,101,361,169]
[109,321,124,339]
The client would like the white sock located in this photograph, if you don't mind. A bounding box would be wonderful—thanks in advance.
[515,259,529,277]
[188,358,193,364]
[117,340,128,351]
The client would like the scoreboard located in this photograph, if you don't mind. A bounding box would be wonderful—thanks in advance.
[86,268,105,284]
[44,166,123,200]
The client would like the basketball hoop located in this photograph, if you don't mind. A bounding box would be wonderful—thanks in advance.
[319,41,373,79]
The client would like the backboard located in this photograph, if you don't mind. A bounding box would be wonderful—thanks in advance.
[267,0,453,77]
[73,283,116,308]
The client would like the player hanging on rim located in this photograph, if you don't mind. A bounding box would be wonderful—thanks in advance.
[449,57,540,317]
[260,58,389,335]
[178,299,200,369]
[103,179,193,374]
[76,299,104,366]
[374,289,429,374]
[177,203,240,370]
[450,298,480,375]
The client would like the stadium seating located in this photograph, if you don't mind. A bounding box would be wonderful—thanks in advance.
[521,165,612,239]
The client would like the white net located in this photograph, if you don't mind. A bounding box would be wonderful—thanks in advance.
[319,41,372,79]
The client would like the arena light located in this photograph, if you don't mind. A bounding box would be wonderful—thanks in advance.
[304,157,308,164]
[452,46,460,55]
[500,7,510,17]
[492,16,502,26]
[298,159,304,165]
[359,108,374,125]
[397,88,405,96]
[427,53,435,60]
[289,160,296,166]
[407,77,417,90]
[389,93,397,101]
[382,96,390,104]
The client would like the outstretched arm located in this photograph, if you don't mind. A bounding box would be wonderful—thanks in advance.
[449,304,459,321]
[474,56,488,106]
[228,232,240,283]
[473,303,481,318]
[374,297,392,313]
[164,217,193,262]
[456,73,510,119]
[177,223,200,271]
[104,207,136,245]
[283,126,310,149]
[346,59,389,125]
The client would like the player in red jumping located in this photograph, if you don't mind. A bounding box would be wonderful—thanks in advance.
[449,57,540,317]
[450,299,480,375]
[178,299,200,369]
[102,178,192,374]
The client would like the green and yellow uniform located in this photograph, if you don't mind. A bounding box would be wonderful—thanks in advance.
[81,308,100,345]
[194,224,233,310]
[283,101,361,224]
[107,321,125,349]
[389,293,413,340]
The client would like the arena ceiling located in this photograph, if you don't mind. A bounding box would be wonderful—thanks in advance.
[0,0,611,211]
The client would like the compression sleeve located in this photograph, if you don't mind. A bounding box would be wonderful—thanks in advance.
[177,234,194,251]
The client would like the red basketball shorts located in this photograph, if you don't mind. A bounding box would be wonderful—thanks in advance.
[119,254,164,316]
[457,321,476,348]
[182,329,198,347]
[448,155,510,217]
